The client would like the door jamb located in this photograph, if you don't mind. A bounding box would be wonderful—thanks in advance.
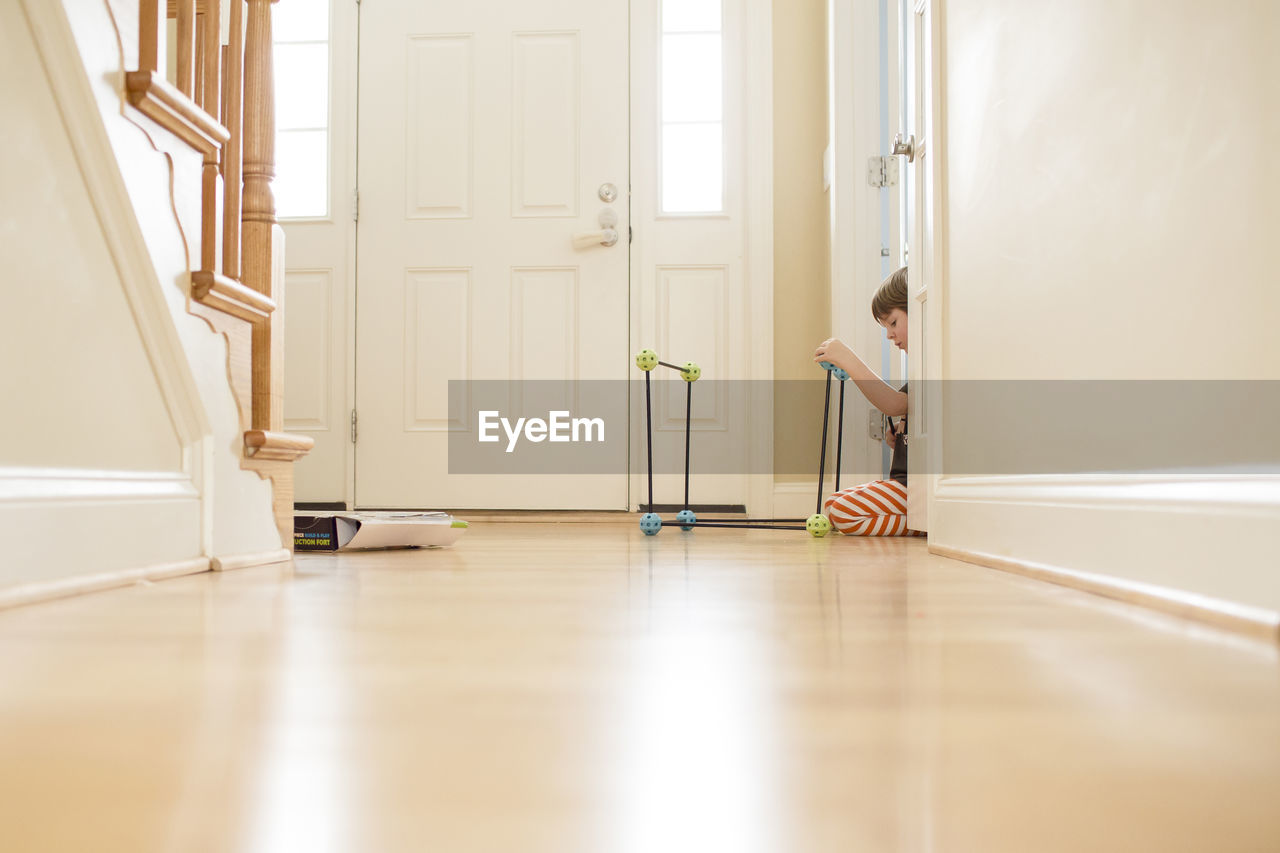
[829,0,893,483]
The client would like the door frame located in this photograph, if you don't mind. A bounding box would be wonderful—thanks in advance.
[628,0,775,515]
[340,0,359,509]
[904,0,946,531]
[829,0,891,486]
[829,0,945,525]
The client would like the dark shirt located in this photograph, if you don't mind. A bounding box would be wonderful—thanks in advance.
[889,382,907,485]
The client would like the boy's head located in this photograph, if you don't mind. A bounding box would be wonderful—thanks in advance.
[871,266,909,352]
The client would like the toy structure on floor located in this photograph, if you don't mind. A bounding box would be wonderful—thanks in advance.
[635,349,853,538]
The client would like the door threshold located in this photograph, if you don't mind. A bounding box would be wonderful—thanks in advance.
[343,509,638,523]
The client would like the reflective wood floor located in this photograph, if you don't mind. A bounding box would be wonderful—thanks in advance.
[1,522,1277,852]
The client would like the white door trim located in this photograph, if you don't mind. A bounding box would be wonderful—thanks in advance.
[339,0,359,510]
[743,0,775,517]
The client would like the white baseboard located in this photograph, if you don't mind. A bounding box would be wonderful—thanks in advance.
[1,469,204,598]
[932,475,1280,639]
[212,548,292,571]
[0,556,209,610]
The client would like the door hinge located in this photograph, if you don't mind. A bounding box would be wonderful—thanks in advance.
[867,155,899,188]
[351,409,358,443]
[868,408,886,441]
[352,188,359,222]
[628,225,633,244]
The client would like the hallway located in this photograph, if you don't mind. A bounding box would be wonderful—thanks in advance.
[1,522,1277,852]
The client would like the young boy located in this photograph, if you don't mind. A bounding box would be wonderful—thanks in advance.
[811,266,919,536]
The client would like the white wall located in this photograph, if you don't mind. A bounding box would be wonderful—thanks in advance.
[58,0,284,559]
[0,0,203,592]
[932,0,1280,625]
[0,0,284,604]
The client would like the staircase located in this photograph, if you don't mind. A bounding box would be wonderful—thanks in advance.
[132,0,313,546]
[0,0,312,606]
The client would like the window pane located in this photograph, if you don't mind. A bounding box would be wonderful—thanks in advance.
[274,0,329,42]
[274,43,329,130]
[662,34,721,123]
[276,130,328,218]
[663,0,721,32]
[662,123,723,213]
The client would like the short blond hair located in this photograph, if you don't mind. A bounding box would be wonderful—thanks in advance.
[871,266,908,323]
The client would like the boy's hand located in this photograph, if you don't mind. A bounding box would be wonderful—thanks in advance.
[813,338,855,370]
[885,417,903,449]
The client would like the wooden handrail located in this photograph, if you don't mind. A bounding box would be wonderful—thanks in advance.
[244,431,315,462]
[125,71,230,155]
[191,271,276,322]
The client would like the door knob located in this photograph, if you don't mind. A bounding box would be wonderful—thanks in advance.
[572,229,619,249]
[893,133,916,162]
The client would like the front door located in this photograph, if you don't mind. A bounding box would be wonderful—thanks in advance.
[354,0,630,509]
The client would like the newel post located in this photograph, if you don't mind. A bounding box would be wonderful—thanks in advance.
[241,0,282,432]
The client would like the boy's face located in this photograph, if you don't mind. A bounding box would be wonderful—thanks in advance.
[879,308,908,352]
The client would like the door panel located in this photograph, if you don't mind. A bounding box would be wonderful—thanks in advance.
[629,0,750,509]
[355,0,629,509]
[281,0,358,504]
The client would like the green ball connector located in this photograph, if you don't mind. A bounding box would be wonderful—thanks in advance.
[680,361,701,382]
[635,349,658,371]
[806,514,832,538]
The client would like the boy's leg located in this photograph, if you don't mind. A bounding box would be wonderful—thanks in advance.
[823,480,911,536]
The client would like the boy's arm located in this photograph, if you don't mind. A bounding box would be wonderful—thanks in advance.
[813,338,908,416]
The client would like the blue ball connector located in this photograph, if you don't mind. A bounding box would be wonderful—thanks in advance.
[640,512,662,536]
[676,509,697,531]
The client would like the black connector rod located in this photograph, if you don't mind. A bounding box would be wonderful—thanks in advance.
[816,369,833,514]
[835,380,845,494]
[645,371,654,511]
[683,381,692,510]
[687,518,807,524]
[657,360,686,371]
[659,522,807,531]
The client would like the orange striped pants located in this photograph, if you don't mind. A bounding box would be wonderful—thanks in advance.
[823,480,921,536]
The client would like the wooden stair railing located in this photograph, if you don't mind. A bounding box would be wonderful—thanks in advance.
[131,0,313,549]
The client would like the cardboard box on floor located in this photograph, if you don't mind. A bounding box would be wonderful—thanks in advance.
[294,513,468,552]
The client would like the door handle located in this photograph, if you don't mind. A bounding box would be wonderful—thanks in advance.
[572,228,619,249]
[893,132,916,162]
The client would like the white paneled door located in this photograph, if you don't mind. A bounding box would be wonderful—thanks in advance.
[355,0,630,509]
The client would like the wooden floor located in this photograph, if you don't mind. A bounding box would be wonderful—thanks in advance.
[1,522,1277,852]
